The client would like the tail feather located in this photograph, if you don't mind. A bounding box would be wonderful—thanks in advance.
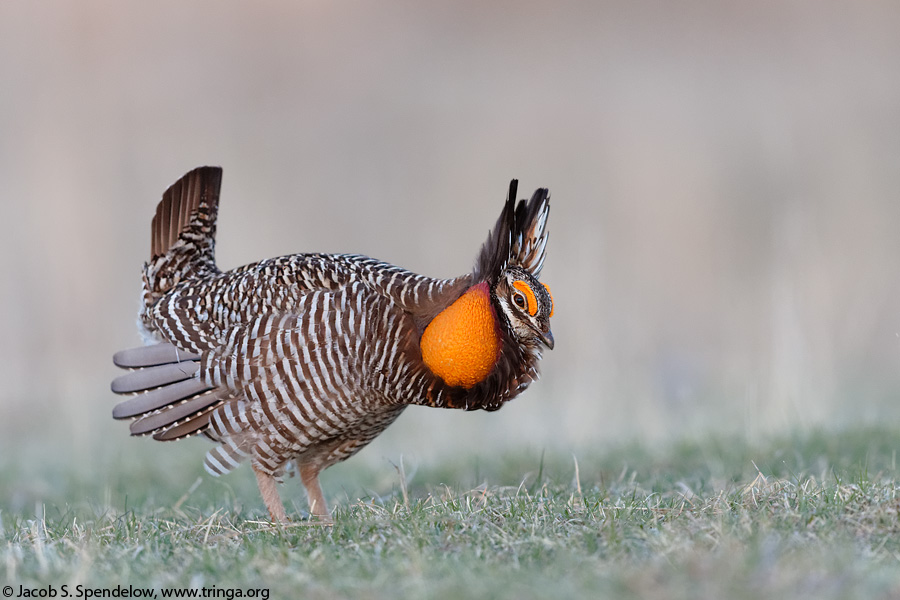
[151,166,221,260]
[113,168,239,449]
[143,166,222,300]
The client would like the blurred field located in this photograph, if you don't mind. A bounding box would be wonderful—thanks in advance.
[2,2,900,595]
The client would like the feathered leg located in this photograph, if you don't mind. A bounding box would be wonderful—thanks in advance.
[253,465,287,523]
[299,463,331,521]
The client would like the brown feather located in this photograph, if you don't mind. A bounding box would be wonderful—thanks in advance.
[152,413,215,441]
[151,166,221,258]
[129,388,227,435]
[112,378,211,419]
[110,361,200,393]
[113,343,201,368]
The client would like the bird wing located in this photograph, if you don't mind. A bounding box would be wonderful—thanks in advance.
[111,342,232,441]
[199,281,419,475]
[113,282,417,471]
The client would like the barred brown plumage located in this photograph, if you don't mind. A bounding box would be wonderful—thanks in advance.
[111,167,554,522]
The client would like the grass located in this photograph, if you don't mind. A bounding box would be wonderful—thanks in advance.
[2,427,900,599]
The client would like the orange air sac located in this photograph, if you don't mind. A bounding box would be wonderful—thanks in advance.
[420,282,500,389]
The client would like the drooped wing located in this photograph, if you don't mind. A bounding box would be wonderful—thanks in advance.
[196,283,418,474]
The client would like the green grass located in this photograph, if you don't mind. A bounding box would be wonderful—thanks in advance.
[3,427,900,599]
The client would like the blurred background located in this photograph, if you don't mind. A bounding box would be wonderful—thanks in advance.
[2,1,900,487]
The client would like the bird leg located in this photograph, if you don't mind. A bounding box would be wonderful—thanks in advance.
[299,462,331,521]
[253,464,287,523]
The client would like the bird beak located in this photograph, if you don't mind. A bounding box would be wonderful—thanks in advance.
[539,329,555,350]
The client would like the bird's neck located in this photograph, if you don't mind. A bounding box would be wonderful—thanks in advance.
[419,282,501,389]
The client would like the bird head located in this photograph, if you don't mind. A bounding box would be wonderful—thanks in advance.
[475,180,554,350]
[493,266,554,350]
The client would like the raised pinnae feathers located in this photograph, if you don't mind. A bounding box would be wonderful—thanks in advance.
[510,187,550,278]
[474,180,550,282]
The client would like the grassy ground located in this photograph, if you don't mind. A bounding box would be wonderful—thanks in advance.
[2,427,900,599]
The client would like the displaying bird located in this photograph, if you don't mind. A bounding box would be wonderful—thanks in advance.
[111,167,554,522]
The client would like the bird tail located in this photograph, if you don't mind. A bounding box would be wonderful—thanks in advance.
[141,166,223,305]
[114,168,228,443]
[474,180,551,282]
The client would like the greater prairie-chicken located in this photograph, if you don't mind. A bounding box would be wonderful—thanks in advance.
[111,167,554,522]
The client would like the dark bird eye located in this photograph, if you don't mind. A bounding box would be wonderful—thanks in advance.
[514,293,527,309]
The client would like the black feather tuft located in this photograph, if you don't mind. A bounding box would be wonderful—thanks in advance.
[474,180,551,282]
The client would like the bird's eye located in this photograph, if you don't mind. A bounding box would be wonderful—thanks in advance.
[511,280,538,316]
